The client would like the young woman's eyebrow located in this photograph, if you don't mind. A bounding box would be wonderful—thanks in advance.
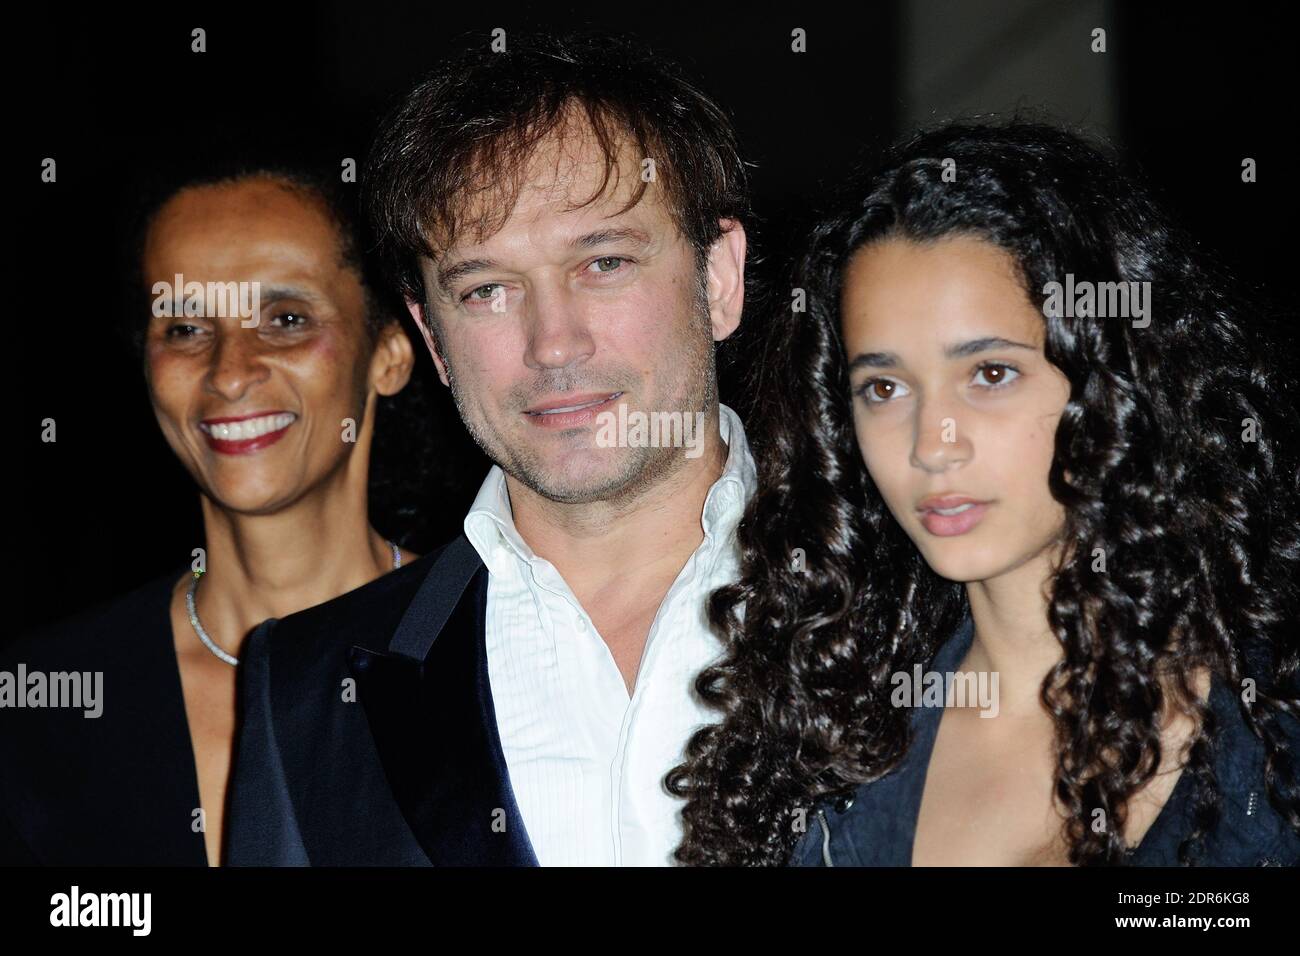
[943,336,1036,359]
[848,350,901,370]
[848,336,1036,370]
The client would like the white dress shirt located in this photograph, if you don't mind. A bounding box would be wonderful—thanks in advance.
[463,402,757,866]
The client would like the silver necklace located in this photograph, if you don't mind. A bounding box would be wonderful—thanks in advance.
[186,540,402,666]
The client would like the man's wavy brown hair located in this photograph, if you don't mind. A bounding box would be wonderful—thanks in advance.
[364,29,753,311]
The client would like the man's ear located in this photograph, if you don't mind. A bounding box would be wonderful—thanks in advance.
[406,298,450,387]
[370,320,416,397]
[705,218,746,343]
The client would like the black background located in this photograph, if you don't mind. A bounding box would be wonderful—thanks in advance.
[12,3,1298,635]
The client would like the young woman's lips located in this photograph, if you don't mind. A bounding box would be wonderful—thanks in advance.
[199,412,297,455]
[522,392,623,430]
[918,501,991,536]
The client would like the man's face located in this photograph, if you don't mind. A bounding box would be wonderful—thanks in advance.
[409,122,742,505]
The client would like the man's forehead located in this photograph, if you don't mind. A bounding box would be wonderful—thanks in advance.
[434,120,671,257]
[519,121,646,199]
[441,202,663,259]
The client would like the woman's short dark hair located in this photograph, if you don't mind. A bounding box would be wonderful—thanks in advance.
[121,150,395,361]
[120,150,485,551]
[364,29,754,309]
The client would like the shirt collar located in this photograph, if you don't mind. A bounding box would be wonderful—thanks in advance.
[702,402,757,540]
[464,402,756,570]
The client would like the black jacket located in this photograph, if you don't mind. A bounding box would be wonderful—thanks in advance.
[225,534,538,866]
[0,568,208,865]
[790,614,1300,867]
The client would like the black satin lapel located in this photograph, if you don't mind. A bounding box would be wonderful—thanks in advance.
[389,533,484,660]
[349,568,538,866]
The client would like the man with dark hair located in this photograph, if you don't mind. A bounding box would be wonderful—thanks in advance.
[227,30,755,866]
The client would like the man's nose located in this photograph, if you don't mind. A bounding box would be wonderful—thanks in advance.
[524,284,596,371]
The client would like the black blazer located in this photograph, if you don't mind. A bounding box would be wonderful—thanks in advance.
[225,534,538,866]
[0,568,208,865]
[790,613,1300,866]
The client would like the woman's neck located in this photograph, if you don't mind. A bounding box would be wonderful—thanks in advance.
[961,545,1214,725]
[190,483,395,658]
[961,547,1064,718]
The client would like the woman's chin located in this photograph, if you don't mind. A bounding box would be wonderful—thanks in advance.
[917,545,1007,585]
[202,481,300,517]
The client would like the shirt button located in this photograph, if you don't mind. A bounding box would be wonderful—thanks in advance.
[576,617,588,632]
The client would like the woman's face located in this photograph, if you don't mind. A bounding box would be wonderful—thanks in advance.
[840,235,1072,585]
[142,177,410,515]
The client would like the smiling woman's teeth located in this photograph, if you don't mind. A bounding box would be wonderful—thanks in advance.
[932,503,976,516]
[201,413,296,440]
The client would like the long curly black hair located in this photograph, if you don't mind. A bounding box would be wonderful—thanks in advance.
[666,120,1300,866]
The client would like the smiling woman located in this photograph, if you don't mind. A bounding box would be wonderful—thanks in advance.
[0,157,443,866]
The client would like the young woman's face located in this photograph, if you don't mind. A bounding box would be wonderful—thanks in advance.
[840,235,1072,584]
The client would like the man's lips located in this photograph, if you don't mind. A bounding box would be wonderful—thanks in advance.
[522,391,623,429]
[524,391,624,414]
[198,411,297,454]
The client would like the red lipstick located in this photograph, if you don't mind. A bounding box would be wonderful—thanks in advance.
[198,410,297,455]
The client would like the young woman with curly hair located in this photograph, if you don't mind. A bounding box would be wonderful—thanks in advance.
[667,121,1300,866]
